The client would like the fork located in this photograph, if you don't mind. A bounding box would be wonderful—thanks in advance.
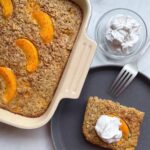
[110,40,150,97]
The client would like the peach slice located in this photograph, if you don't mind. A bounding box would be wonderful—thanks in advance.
[119,118,130,139]
[16,39,39,72]
[110,115,130,139]
[32,10,54,43]
[0,0,13,18]
[0,67,16,104]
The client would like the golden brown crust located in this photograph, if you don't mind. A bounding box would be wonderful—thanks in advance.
[83,97,145,150]
[0,0,82,117]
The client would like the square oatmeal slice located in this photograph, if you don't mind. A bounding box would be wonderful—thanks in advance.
[82,97,144,150]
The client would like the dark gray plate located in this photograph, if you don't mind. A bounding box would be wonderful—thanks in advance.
[51,66,150,150]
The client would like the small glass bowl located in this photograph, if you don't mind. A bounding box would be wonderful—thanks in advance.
[95,8,148,62]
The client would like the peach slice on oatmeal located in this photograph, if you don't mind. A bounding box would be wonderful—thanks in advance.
[0,0,13,18]
[16,38,39,73]
[110,115,130,139]
[119,118,130,139]
[0,67,16,104]
[32,10,54,43]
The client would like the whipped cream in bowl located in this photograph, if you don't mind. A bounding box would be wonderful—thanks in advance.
[95,8,148,62]
[106,15,141,54]
[95,115,122,144]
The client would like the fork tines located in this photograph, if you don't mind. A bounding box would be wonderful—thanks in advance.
[110,67,138,97]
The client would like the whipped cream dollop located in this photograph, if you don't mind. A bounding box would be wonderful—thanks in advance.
[95,115,122,144]
[106,14,141,53]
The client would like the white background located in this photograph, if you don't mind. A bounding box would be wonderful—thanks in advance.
[0,0,150,150]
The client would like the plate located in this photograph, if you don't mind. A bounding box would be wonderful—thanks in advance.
[51,66,150,150]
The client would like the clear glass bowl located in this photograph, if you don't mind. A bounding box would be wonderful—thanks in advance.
[95,8,148,62]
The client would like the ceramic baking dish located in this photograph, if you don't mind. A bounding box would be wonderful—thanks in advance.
[0,0,96,129]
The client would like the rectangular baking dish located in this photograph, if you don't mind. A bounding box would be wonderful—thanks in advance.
[0,0,97,129]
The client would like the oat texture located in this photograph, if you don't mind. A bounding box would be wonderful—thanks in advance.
[83,97,145,150]
[0,0,82,117]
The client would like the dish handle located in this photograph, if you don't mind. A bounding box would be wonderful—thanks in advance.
[60,33,97,99]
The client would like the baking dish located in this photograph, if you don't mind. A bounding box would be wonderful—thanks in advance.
[0,0,96,129]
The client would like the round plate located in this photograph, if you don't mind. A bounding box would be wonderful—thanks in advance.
[51,66,150,150]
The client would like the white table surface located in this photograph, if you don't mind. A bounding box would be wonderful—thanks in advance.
[1,0,150,150]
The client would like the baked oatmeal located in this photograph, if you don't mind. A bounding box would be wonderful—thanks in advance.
[83,97,144,150]
[0,0,82,117]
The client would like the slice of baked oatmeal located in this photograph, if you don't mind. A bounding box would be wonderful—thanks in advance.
[0,0,82,117]
[83,97,144,150]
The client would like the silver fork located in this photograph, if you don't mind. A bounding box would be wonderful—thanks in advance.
[110,40,150,97]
